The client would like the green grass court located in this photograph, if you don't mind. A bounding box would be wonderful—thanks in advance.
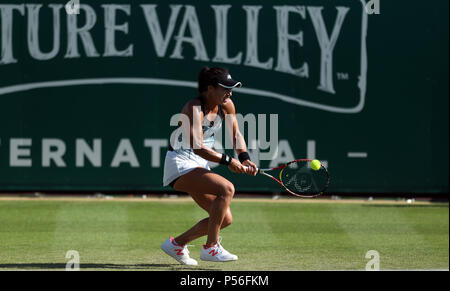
[0,197,448,271]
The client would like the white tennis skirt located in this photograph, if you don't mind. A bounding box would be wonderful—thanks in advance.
[163,150,210,187]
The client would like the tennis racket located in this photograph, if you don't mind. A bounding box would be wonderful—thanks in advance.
[248,159,330,198]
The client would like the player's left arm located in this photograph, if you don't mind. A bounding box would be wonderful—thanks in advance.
[222,99,258,175]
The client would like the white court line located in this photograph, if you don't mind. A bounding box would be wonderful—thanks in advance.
[347,152,368,158]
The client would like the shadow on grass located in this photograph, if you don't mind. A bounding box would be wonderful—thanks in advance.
[0,263,220,271]
[362,204,448,208]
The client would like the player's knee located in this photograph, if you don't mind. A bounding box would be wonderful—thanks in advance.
[219,182,235,201]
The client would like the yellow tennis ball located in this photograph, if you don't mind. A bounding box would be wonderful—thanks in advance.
[311,159,321,171]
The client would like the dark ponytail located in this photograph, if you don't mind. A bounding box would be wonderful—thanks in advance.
[198,67,229,94]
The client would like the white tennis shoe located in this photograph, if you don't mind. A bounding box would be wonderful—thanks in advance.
[200,237,238,262]
[161,237,198,266]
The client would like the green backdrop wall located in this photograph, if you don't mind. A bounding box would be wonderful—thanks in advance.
[0,0,448,193]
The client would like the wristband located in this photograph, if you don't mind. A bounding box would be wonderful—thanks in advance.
[238,152,251,163]
[220,153,232,166]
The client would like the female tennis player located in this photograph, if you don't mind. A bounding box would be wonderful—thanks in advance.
[161,67,258,265]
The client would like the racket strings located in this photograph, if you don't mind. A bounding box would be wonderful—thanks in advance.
[283,170,313,192]
[280,162,329,195]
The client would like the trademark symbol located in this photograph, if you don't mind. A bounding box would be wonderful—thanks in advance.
[337,72,349,80]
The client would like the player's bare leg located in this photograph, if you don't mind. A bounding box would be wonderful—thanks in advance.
[172,195,233,246]
[170,168,238,262]
[172,168,234,246]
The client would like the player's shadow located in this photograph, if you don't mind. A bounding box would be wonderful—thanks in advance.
[0,263,220,271]
[362,204,448,208]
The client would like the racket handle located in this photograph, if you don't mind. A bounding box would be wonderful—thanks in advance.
[243,166,261,174]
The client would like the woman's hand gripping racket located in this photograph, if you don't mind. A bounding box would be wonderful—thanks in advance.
[246,159,330,198]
